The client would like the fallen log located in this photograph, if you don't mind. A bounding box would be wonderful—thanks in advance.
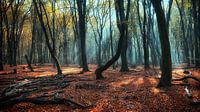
[2,79,32,96]
[0,96,85,109]
[0,90,85,109]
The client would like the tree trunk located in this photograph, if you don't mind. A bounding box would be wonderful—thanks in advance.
[30,6,37,66]
[142,0,149,69]
[198,0,200,67]
[120,27,129,72]
[95,0,129,79]
[76,0,89,72]
[63,13,68,65]
[52,0,57,66]
[109,0,115,69]
[25,55,34,72]
[136,0,149,69]
[192,0,200,67]
[120,0,130,72]
[175,0,190,64]
[151,0,172,88]
[0,1,3,70]
[33,0,62,75]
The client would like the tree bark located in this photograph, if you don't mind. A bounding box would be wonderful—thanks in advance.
[175,0,190,64]
[120,0,131,72]
[33,0,62,75]
[76,0,89,72]
[142,0,149,69]
[192,0,200,67]
[95,0,128,79]
[0,1,3,70]
[25,55,34,72]
[151,0,172,87]
[63,13,68,65]
[109,0,115,69]
[136,0,149,69]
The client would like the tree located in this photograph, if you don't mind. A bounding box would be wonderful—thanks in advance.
[52,0,57,65]
[0,0,3,70]
[26,2,37,72]
[120,0,131,72]
[109,0,115,69]
[151,0,172,87]
[76,0,89,72]
[33,0,62,75]
[95,0,130,79]
[4,0,30,73]
[90,0,109,67]
[191,0,200,67]
[67,0,80,64]
[175,0,190,64]
[62,11,69,65]
[136,0,149,69]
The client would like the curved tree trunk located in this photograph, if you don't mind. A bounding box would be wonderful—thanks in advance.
[151,0,172,87]
[33,0,62,75]
[95,0,130,79]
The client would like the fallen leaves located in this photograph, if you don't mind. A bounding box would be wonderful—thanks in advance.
[0,64,199,112]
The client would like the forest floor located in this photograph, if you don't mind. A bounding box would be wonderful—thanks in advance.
[0,64,200,112]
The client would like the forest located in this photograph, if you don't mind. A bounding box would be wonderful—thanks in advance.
[0,0,200,111]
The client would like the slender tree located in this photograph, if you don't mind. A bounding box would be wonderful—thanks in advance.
[62,12,68,65]
[192,0,200,67]
[0,0,3,70]
[109,0,115,69]
[67,0,80,64]
[52,0,56,63]
[92,0,109,67]
[76,0,89,72]
[95,0,130,79]
[6,0,30,73]
[175,0,190,64]
[33,0,62,75]
[136,0,149,69]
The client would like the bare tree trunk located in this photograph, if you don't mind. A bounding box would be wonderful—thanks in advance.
[120,0,131,72]
[151,0,172,88]
[33,0,62,75]
[175,0,190,64]
[109,0,115,69]
[192,0,200,67]
[136,0,149,69]
[76,0,89,72]
[63,13,68,65]
[0,1,3,70]
[29,5,37,67]
[25,55,34,72]
[198,1,200,66]
[95,0,129,79]
[142,0,149,69]
[52,0,56,66]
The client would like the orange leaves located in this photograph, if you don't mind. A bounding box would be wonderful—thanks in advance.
[1,64,199,111]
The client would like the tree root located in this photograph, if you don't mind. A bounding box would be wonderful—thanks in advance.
[0,94,85,109]
[172,76,200,84]
[0,75,80,109]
